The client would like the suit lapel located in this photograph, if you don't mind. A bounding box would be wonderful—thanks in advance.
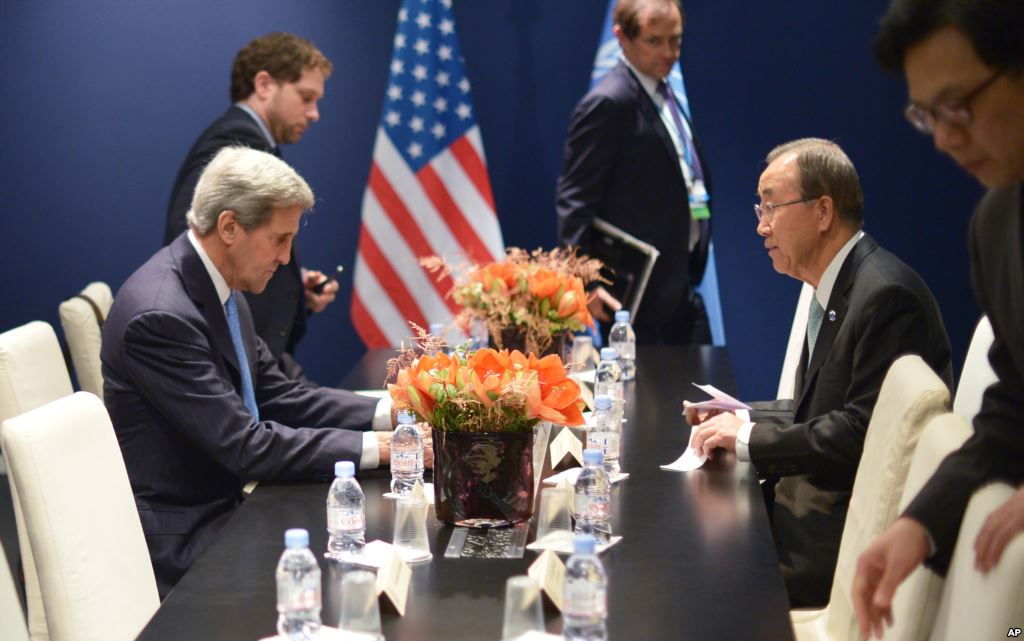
[171,235,242,377]
[618,63,685,184]
[794,235,878,410]
[1002,185,1024,376]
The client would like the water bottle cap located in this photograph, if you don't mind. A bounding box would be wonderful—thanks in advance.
[429,322,444,335]
[614,310,630,323]
[573,533,597,554]
[594,394,612,410]
[335,460,356,477]
[284,528,309,548]
[397,410,416,424]
[583,448,604,465]
[600,347,618,361]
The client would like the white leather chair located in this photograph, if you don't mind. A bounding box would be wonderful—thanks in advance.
[57,282,113,399]
[879,413,973,641]
[790,354,951,641]
[928,483,1024,641]
[0,321,75,641]
[777,282,814,400]
[952,315,996,424]
[0,540,30,641]
[1,393,159,641]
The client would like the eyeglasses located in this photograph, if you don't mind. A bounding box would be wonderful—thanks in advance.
[754,197,817,223]
[904,70,1003,134]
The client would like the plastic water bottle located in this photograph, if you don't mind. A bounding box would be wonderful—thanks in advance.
[326,461,365,562]
[594,347,623,402]
[276,528,322,640]
[573,449,611,543]
[586,394,620,477]
[391,410,424,496]
[608,310,636,380]
[563,533,608,641]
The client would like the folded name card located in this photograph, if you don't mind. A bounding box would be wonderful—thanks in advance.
[685,382,751,411]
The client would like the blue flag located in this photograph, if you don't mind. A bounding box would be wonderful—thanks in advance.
[590,1,726,346]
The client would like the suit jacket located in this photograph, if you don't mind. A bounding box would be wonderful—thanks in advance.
[749,234,952,607]
[165,106,308,377]
[905,183,1024,573]
[556,61,711,331]
[102,233,378,595]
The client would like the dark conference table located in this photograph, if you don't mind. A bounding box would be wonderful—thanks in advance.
[136,346,796,641]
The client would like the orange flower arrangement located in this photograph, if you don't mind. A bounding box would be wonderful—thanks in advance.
[423,247,604,356]
[388,345,585,433]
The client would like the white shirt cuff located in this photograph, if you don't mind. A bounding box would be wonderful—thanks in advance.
[735,419,755,462]
[372,397,393,431]
[360,431,380,470]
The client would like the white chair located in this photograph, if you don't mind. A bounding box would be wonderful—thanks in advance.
[0,321,75,641]
[952,315,996,424]
[58,282,113,399]
[928,483,1024,641]
[0,540,30,641]
[1,393,159,641]
[777,282,814,399]
[790,354,951,641]
[879,413,973,641]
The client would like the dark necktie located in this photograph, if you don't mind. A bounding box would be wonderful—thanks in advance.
[225,293,259,420]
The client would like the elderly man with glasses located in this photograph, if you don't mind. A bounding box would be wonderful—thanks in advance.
[688,138,952,608]
[854,1,1024,637]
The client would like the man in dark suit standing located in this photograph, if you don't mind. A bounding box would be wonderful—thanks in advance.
[689,139,952,607]
[854,1,1024,636]
[106,147,418,597]
[556,0,711,344]
[165,33,337,381]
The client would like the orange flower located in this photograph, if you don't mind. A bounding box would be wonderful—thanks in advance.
[527,267,563,301]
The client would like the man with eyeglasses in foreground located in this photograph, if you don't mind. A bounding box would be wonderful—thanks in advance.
[688,138,951,607]
[853,1,1024,637]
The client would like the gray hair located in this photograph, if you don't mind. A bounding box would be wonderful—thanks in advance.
[766,138,864,228]
[186,146,314,234]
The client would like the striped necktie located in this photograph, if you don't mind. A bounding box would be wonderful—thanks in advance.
[807,295,825,361]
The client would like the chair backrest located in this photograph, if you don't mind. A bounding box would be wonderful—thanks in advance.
[0,320,75,641]
[0,321,74,422]
[952,315,996,424]
[0,540,30,641]
[824,355,950,641]
[880,413,974,641]
[1,393,159,641]
[928,483,1024,641]
[57,282,112,400]
[777,282,814,400]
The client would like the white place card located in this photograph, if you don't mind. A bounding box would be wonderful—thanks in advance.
[527,549,565,612]
[549,427,584,467]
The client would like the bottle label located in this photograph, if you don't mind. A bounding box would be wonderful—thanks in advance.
[573,489,609,519]
[327,506,364,532]
[392,450,423,474]
[586,432,620,460]
[564,578,607,616]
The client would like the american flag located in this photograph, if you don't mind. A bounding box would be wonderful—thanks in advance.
[351,0,504,348]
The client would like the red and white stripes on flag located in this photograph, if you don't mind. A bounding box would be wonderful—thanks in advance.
[351,0,504,348]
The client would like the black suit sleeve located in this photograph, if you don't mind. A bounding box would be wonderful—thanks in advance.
[120,310,374,478]
[749,285,943,482]
[555,93,624,251]
[904,213,1024,573]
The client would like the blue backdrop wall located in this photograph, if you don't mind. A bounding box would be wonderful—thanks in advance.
[0,0,981,400]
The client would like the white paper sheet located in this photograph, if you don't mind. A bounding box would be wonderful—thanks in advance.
[542,467,629,486]
[686,382,751,411]
[382,483,435,504]
[527,534,622,555]
[660,425,708,472]
[354,389,390,399]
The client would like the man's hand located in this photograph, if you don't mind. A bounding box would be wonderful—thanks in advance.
[587,286,622,324]
[302,268,338,314]
[689,411,743,458]
[376,432,391,465]
[683,400,722,426]
[852,517,930,639]
[974,483,1024,573]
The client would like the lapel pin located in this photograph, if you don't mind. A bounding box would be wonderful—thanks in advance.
[828,310,837,322]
